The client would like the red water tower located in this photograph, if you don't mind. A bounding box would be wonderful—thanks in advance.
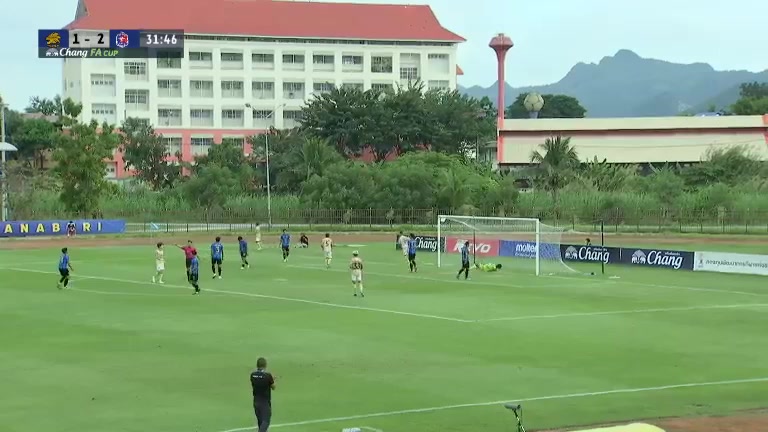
[489,33,513,162]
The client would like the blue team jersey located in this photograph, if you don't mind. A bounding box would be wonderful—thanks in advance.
[58,254,69,270]
[189,257,200,274]
[239,240,248,255]
[407,239,417,254]
[211,242,224,259]
[461,245,469,263]
[280,233,290,247]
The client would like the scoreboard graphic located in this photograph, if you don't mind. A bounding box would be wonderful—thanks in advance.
[38,29,184,59]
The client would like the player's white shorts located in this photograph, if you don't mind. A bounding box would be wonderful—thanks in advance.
[255,236,261,242]
[156,262,165,272]
[351,269,362,282]
[401,245,409,256]
[324,250,332,259]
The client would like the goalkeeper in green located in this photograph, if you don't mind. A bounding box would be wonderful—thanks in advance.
[475,262,502,272]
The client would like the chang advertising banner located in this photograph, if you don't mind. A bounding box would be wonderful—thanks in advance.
[0,219,126,238]
[561,244,618,264]
[620,248,694,270]
[444,237,500,257]
[693,251,768,276]
[395,235,444,252]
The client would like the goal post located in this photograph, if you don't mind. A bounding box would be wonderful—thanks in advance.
[437,215,577,276]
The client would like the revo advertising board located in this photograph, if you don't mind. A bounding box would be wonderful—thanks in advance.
[444,237,500,257]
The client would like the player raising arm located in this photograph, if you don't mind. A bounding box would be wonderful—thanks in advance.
[321,233,333,268]
[407,233,418,273]
[238,236,250,269]
[211,236,224,279]
[475,262,503,272]
[57,247,74,289]
[279,229,291,262]
[456,240,470,280]
[175,240,197,279]
[398,231,409,259]
[350,251,364,297]
[152,242,165,284]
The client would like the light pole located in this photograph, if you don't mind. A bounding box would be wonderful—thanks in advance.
[245,103,284,228]
[1,102,19,221]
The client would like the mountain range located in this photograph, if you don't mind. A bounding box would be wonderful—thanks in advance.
[459,49,768,117]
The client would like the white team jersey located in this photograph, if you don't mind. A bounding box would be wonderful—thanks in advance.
[155,249,165,271]
[255,226,261,241]
[321,238,333,252]
[399,235,409,253]
[350,258,363,281]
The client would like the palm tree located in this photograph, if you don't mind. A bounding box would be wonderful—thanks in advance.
[290,136,342,183]
[529,135,580,202]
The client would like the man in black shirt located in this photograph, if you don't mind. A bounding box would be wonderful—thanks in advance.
[250,357,275,432]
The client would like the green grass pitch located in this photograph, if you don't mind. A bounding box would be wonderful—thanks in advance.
[1,239,767,432]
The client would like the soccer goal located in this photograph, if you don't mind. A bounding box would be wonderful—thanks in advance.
[436,215,578,276]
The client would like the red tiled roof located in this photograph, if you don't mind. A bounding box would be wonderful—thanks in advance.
[456,65,464,75]
[67,0,465,42]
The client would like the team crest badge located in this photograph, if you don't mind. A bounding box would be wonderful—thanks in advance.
[115,31,130,48]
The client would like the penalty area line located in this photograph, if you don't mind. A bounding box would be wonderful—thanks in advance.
[216,376,768,431]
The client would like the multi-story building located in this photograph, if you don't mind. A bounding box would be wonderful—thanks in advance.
[63,0,465,178]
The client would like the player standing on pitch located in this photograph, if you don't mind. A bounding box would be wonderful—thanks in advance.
[398,231,409,259]
[279,229,291,262]
[57,247,74,289]
[238,236,250,269]
[456,240,470,280]
[255,223,262,250]
[176,240,197,280]
[321,233,333,268]
[350,250,364,297]
[189,251,201,294]
[407,233,418,272]
[250,357,276,432]
[152,242,165,284]
[211,236,224,279]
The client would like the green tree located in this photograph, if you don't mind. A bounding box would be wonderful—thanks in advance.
[506,93,587,119]
[420,89,496,155]
[529,135,580,202]
[730,81,768,115]
[301,161,377,208]
[10,118,58,169]
[182,165,241,208]
[119,117,178,190]
[683,146,763,187]
[581,157,635,192]
[25,95,82,125]
[194,138,255,193]
[53,120,119,215]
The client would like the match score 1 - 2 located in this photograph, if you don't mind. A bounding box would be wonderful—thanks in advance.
[68,30,109,48]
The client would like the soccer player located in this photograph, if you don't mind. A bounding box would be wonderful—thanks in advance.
[250,357,276,432]
[407,233,418,272]
[299,233,309,248]
[238,236,250,269]
[398,231,409,259]
[456,240,471,280]
[475,262,503,272]
[321,233,333,268]
[255,223,262,250]
[66,221,76,237]
[57,247,74,289]
[176,240,197,279]
[350,250,364,297]
[279,229,290,262]
[152,242,165,284]
[189,251,201,294]
[211,236,224,279]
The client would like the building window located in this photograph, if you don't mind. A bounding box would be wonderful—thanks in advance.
[124,89,149,111]
[282,54,305,71]
[222,109,244,127]
[371,82,393,91]
[190,109,214,127]
[312,54,335,72]
[221,80,244,98]
[157,79,182,97]
[252,81,275,99]
[158,108,182,126]
[191,137,213,155]
[189,51,213,69]
[342,54,363,72]
[283,110,303,128]
[190,80,214,98]
[427,53,450,74]
[251,109,275,128]
[124,61,147,80]
[371,56,393,73]
[428,80,450,91]
[91,74,116,97]
[221,52,243,69]
[91,103,116,124]
[157,52,181,69]
[399,67,420,81]
[221,136,245,148]
[252,53,274,70]
[341,82,363,91]
[162,136,182,156]
[283,82,305,99]
[313,81,335,95]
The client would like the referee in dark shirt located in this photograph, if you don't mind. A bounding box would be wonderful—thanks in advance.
[250,357,275,432]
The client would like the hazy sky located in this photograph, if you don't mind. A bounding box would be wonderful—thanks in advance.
[1,0,767,110]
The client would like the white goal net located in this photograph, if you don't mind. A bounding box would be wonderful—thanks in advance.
[436,215,578,276]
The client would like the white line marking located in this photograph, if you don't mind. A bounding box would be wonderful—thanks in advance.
[480,303,768,322]
[547,274,768,298]
[3,268,472,323]
[215,377,768,431]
